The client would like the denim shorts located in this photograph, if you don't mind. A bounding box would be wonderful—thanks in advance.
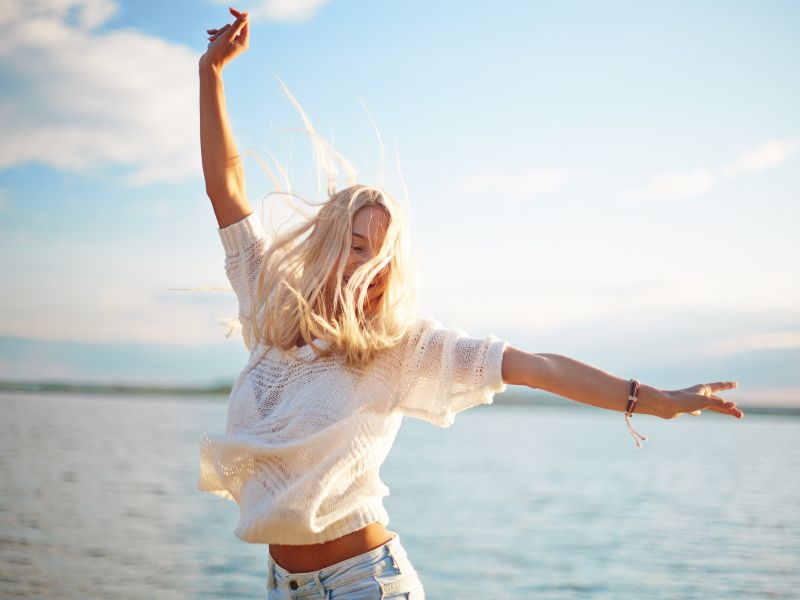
[266,531,425,599]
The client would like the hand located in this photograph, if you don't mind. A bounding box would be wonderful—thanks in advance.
[660,381,744,419]
[200,7,250,71]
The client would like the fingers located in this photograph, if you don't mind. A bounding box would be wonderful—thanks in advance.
[704,395,744,418]
[666,378,745,420]
[705,381,739,393]
[206,7,248,43]
[706,381,743,418]
[226,11,249,42]
[678,390,743,419]
[685,405,743,418]
[207,23,230,41]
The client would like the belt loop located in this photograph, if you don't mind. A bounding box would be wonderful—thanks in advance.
[314,571,326,598]
[267,558,276,590]
[390,553,402,575]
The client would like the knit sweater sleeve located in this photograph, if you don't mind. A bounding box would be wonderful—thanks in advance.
[217,212,269,353]
[393,317,509,428]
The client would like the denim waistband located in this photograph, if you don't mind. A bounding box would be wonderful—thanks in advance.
[267,531,413,593]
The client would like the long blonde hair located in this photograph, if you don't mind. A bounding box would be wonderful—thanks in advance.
[253,183,417,367]
[246,84,418,367]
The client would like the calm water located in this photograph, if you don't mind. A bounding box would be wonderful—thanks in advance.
[1,391,799,599]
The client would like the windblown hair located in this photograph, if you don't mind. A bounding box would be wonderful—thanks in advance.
[253,184,417,367]
[246,84,418,368]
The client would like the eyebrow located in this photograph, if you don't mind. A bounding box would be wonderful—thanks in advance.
[352,232,367,240]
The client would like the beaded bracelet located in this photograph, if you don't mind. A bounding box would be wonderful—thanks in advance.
[624,378,648,448]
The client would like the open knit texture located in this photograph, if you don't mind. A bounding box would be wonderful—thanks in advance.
[197,212,509,545]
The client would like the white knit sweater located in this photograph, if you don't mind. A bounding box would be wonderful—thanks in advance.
[197,212,509,545]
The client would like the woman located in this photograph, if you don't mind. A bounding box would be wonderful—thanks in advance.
[197,8,743,599]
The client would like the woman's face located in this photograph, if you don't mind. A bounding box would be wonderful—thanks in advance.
[328,204,389,310]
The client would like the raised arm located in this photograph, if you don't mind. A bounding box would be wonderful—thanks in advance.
[199,7,253,228]
[501,347,743,420]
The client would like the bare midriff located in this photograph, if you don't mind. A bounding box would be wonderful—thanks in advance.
[269,522,393,573]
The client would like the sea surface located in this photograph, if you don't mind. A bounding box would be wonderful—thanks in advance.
[1,391,799,599]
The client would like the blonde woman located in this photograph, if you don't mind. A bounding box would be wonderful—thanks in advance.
[197,8,744,599]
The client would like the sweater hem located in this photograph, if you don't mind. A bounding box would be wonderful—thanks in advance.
[486,336,510,395]
[234,498,390,545]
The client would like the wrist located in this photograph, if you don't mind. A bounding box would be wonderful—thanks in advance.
[636,384,667,419]
[199,58,224,78]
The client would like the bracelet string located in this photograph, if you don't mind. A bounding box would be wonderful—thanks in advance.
[624,378,648,448]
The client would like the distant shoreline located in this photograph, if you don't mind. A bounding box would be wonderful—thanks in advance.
[2,380,798,416]
[0,380,232,396]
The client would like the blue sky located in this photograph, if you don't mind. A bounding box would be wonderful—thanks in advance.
[1,0,798,405]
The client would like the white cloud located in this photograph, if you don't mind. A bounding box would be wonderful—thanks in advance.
[0,284,236,346]
[252,0,333,22]
[2,0,119,30]
[619,168,716,203]
[726,387,800,408]
[0,0,200,186]
[209,0,333,22]
[699,330,800,356]
[720,139,800,178]
[453,167,570,201]
[619,138,799,204]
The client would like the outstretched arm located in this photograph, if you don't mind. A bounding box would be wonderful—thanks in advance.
[500,347,743,419]
[199,7,253,228]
